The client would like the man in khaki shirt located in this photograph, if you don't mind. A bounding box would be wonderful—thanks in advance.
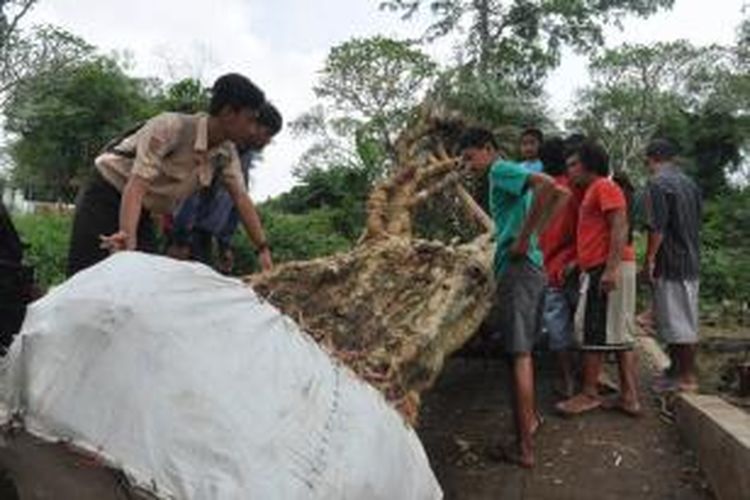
[67,73,273,276]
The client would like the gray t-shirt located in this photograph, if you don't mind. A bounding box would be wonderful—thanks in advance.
[644,165,702,280]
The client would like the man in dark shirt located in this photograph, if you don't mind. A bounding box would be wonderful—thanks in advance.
[0,200,34,348]
[643,139,702,392]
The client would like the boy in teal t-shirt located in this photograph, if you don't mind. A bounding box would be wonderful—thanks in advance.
[489,159,545,275]
[460,127,570,468]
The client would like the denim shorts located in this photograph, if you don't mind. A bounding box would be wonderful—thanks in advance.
[543,286,574,351]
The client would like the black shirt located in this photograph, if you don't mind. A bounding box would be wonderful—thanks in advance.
[0,201,23,265]
[644,165,702,280]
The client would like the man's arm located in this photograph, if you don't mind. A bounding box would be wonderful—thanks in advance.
[511,173,570,256]
[642,181,667,282]
[100,175,149,252]
[101,114,181,252]
[601,208,628,293]
[225,180,272,272]
[645,231,663,282]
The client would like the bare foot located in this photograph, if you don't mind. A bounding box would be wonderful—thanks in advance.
[677,379,699,393]
[555,392,602,416]
[487,442,534,468]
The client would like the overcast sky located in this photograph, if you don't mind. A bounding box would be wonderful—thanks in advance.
[21,0,748,199]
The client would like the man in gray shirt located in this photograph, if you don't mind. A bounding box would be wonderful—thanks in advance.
[643,139,702,392]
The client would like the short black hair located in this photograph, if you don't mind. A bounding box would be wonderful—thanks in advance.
[563,133,586,161]
[521,127,544,144]
[209,73,265,116]
[569,140,610,177]
[645,138,677,161]
[458,127,498,151]
[257,102,283,136]
[539,137,566,176]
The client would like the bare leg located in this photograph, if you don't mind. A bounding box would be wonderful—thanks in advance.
[581,351,602,396]
[555,350,575,398]
[513,353,536,467]
[666,345,678,378]
[556,351,603,415]
[615,350,641,415]
[673,344,698,389]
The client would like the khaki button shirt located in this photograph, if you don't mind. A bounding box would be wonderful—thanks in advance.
[95,112,246,214]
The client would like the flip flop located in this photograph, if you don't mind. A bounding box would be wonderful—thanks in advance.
[651,375,679,394]
[555,393,602,416]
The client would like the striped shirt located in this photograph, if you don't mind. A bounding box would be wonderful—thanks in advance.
[644,165,702,280]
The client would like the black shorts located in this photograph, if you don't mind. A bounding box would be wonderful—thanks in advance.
[495,260,546,354]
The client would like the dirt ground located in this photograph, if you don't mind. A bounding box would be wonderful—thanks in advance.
[417,352,714,500]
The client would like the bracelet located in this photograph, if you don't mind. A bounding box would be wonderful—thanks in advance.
[255,241,270,253]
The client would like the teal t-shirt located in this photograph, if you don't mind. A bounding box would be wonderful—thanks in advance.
[489,159,544,276]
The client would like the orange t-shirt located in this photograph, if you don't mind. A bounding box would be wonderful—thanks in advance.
[539,175,581,287]
[577,177,634,271]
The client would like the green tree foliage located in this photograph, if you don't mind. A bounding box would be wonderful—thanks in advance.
[4,56,156,201]
[4,34,211,202]
[569,39,747,195]
[379,0,674,87]
[294,36,437,175]
[154,77,209,114]
[231,206,354,275]
[700,190,750,310]
[269,161,376,241]
[0,20,94,105]
[433,67,548,143]
[0,0,37,53]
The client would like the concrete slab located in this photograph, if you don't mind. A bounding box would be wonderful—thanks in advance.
[675,394,750,500]
[637,335,750,500]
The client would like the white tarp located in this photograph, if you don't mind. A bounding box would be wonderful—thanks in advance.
[0,252,442,500]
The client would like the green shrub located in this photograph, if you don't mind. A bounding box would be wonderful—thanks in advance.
[231,207,355,275]
[12,212,72,288]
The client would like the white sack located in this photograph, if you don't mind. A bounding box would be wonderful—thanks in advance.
[0,252,442,500]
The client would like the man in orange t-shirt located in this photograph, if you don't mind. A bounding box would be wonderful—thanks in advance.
[556,141,641,417]
[538,138,581,398]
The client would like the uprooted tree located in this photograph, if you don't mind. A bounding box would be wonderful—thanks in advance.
[247,107,497,424]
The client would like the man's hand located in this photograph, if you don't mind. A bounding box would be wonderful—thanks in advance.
[258,247,273,272]
[600,265,620,294]
[217,247,235,274]
[560,263,578,288]
[647,258,656,283]
[166,243,191,260]
[99,230,132,253]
